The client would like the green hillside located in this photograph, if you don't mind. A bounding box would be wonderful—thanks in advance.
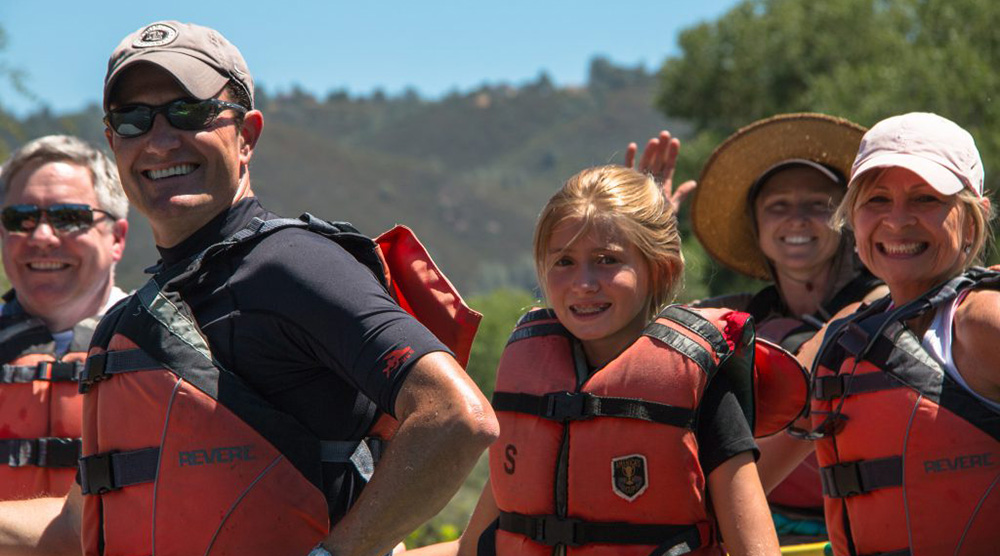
[0,58,683,296]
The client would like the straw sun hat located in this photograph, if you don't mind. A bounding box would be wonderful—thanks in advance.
[692,113,866,280]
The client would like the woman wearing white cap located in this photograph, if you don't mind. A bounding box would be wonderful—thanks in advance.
[768,112,1000,555]
[629,116,889,540]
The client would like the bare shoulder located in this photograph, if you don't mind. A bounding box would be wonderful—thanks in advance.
[952,289,1000,401]
[954,289,1000,347]
[861,284,890,305]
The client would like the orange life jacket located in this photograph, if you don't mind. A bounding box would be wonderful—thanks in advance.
[76,215,480,556]
[810,268,1000,556]
[484,305,807,556]
[752,271,882,514]
[0,309,93,500]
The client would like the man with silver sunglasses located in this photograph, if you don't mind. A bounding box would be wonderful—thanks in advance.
[0,20,496,556]
[0,135,129,501]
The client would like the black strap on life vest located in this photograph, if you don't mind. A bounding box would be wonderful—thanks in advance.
[78,349,163,393]
[79,447,159,495]
[505,309,572,347]
[0,360,83,383]
[498,511,703,550]
[820,456,903,499]
[835,270,998,362]
[657,306,730,362]
[491,391,695,428]
[0,437,81,468]
[812,371,906,401]
[79,438,385,496]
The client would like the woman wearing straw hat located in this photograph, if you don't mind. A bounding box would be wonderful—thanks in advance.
[629,115,888,541]
[767,112,999,556]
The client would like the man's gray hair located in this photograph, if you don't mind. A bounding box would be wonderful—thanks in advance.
[0,135,128,220]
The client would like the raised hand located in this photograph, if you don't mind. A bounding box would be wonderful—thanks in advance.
[625,130,697,210]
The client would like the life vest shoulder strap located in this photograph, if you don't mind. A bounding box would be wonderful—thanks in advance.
[0,311,55,362]
[830,268,1000,361]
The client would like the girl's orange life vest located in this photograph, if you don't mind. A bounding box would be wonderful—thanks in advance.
[76,215,480,556]
[0,312,94,500]
[811,268,1000,556]
[485,305,807,556]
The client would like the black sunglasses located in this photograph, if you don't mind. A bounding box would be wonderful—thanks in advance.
[1,204,114,234]
[104,98,248,138]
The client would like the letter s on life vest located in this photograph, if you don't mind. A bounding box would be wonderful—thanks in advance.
[503,444,517,474]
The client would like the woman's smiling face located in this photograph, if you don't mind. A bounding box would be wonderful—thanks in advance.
[851,167,973,303]
[753,166,844,280]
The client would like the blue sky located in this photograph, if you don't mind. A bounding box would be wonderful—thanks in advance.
[0,1,739,116]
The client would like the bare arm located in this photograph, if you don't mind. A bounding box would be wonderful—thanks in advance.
[707,452,779,556]
[404,477,500,556]
[0,484,82,555]
[953,289,1000,403]
[321,351,499,556]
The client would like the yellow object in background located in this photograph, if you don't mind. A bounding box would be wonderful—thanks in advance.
[780,542,831,555]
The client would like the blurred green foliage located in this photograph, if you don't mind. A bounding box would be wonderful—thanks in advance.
[658,0,1000,268]
[464,288,538,399]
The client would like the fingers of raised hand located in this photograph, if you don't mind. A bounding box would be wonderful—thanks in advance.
[670,180,698,208]
[625,142,638,168]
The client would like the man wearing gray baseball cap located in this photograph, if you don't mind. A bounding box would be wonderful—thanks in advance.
[0,20,497,556]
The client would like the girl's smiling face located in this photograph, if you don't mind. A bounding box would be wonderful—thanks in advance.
[543,217,651,367]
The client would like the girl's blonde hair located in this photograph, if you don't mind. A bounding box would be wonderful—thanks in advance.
[832,168,995,270]
[533,165,683,320]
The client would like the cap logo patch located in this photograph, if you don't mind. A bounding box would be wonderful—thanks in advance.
[611,454,648,501]
[134,23,178,48]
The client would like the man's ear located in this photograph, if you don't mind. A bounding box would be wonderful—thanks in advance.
[238,110,264,165]
[109,218,128,263]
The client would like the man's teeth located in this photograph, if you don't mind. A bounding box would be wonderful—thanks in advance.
[147,164,196,180]
[881,242,924,255]
[28,262,68,270]
[783,236,813,245]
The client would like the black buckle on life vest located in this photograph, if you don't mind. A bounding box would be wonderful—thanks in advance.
[530,516,583,547]
[78,353,108,393]
[813,376,844,401]
[836,322,870,357]
[544,392,589,421]
[79,452,115,495]
[822,462,863,498]
[821,457,902,499]
[38,361,82,382]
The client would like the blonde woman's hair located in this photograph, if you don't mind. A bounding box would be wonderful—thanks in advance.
[832,169,995,269]
[533,165,683,320]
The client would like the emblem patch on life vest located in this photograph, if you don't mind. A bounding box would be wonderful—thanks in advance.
[612,454,648,501]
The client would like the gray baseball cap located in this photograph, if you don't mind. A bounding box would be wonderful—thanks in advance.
[850,112,983,197]
[104,21,254,110]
